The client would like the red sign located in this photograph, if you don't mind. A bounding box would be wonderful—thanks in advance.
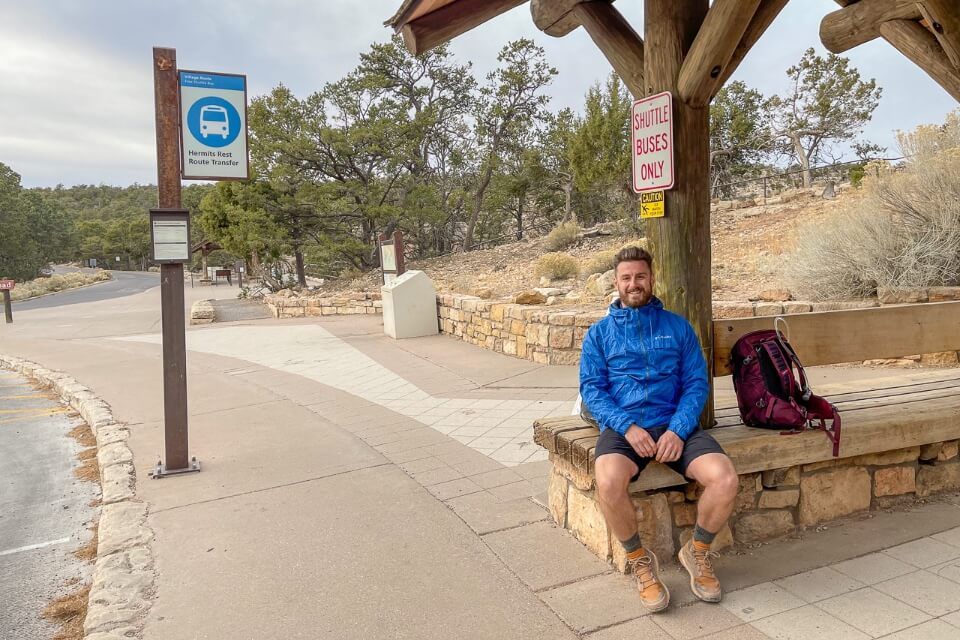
[631,91,674,193]
[0,280,14,291]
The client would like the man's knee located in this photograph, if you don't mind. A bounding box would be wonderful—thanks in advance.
[595,457,632,505]
[695,454,739,498]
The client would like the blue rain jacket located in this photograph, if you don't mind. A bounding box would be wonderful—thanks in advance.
[579,297,708,440]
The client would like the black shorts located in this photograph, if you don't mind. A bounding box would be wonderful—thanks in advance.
[595,426,725,482]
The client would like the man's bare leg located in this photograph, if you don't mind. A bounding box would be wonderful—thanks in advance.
[595,453,639,540]
[678,453,738,602]
[595,453,669,612]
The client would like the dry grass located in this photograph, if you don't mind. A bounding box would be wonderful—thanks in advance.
[68,423,97,448]
[544,221,581,251]
[10,271,111,302]
[582,249,617,277]
[73,523,99,563]
[42,584,90,640]
[535,252,580,280]
[74,455,100,483]
[77,447,97,461]
[787,147,960,299]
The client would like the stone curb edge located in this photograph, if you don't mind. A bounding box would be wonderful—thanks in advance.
[0,354,154,640]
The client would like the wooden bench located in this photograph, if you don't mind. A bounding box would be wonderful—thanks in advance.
[534,301,960,569]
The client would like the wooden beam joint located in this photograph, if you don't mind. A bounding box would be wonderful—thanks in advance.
[820,0,922,54]
[399,0,528,55]
[531,0,613,38]
[677,0,763,107]
[918,0,960,69]
[571,2,645,98]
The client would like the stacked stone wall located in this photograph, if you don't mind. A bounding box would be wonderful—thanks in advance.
[549,439,960,571]
[265,291,382,318]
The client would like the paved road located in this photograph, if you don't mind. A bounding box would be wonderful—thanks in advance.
[14,270,159,311]
[0,371,98,638]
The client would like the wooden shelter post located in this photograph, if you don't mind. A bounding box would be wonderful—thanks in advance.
[644,0,714,427]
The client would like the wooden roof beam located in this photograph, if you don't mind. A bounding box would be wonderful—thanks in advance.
[677,0,762,107]
[715,0,791,89]
[570,1,645,98]
[531,0,613,38]
[880,19,960,101]
[821,0,922,54]
[918,0,960,69]
[398,0,528,55]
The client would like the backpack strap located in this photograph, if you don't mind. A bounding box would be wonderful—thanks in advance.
[774,317,812,401]
[760,340,796,397]
[805,394,842,457]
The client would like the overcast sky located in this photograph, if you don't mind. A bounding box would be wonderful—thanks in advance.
[1,0,956,188]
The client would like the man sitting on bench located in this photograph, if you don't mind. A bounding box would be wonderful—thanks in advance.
[580,246,738,612]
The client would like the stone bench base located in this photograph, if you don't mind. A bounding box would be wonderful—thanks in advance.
[547,441,960,572]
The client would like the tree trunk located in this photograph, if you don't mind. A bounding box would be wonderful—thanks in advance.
[644,0,714,428]
[515,195,524,241]
[294,246,307,287]
[462,160,495,251]
[563,178,575,223]
[790,132,812,188]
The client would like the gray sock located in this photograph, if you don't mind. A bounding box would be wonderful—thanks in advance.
[693,524,716,546]
[620,532,642,554]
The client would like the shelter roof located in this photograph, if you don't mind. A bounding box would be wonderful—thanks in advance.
[388,0,960,104]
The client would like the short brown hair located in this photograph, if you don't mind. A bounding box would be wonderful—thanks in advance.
[614,246,653,272]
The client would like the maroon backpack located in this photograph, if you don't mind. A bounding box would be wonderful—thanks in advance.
[730,319,841,456]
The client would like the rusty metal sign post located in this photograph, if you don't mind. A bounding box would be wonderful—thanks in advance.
[1,279,14,324]
[149,47,199,479]
[379,231,405,285]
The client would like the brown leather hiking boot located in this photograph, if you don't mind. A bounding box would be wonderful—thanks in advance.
[627,550,670,612]
[679,540,722,602]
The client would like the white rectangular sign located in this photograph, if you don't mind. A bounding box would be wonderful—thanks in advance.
[179,70,249,180]
[152,220,190,261]
[631,91,674,193]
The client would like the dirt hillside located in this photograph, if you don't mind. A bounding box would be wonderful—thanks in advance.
[319,186,857,304]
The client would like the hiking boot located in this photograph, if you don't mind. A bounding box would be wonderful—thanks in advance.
[627,550,670,613]
[678,540,722,602]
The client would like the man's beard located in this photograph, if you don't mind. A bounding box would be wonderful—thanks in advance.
[621,287,651,308]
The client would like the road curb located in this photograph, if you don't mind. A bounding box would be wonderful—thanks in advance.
[0,354,154,640]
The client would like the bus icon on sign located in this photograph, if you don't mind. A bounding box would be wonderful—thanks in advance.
[199,105,229,139]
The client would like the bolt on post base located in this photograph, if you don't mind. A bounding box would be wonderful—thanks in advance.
[149,456,201,479]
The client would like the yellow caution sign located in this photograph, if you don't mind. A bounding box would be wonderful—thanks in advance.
[639,190,665,218]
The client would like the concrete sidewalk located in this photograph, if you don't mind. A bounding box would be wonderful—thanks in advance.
[2,288,960,639]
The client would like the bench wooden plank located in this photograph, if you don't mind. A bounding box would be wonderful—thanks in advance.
[533,417,585,453]
[713,301,960,375]
[537,393,960,488]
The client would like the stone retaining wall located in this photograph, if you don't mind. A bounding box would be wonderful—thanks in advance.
[265,287,960,367]
[264,291,382,318]
[437,294,603,365]
[548,439,960,571]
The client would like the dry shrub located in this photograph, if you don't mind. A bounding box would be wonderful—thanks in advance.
[10,270,110,302]
[535,252,579,280]
[582,249,617,276]
[545,221,581,251]
[787,113,960,300]
[618,238,649,253]
[42,583,90,640]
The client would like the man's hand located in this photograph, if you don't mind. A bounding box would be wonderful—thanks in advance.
[625,425,656,457]
[655,430,684,463]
